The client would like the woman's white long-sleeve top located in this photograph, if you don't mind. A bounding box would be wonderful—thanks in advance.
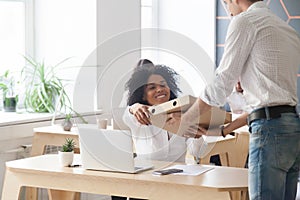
[122,106,207,162]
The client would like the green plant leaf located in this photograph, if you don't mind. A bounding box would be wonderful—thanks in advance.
[22,56,87,123]
[62,138,75,152]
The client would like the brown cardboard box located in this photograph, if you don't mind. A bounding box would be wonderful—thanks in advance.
[148,95,231,135]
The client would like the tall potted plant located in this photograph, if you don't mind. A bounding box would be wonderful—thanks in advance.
[22,56,71,113]
[22,56,87,123]
[0,70,18,112]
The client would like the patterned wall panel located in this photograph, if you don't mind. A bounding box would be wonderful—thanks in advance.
[216,0,300,65]
[268,0,288,21]
[216,0,300,107]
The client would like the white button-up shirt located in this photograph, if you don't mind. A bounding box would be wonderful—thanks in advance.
[201,2,300,111]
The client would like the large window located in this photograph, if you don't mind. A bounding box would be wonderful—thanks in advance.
[0,0,96,113]
[34,0,96,67]
[0,0,31,75]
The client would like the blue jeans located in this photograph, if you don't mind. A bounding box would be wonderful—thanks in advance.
[248,113,300,200]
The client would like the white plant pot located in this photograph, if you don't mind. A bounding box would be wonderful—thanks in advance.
[58,151,74,167]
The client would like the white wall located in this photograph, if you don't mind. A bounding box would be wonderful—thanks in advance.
[96,0,141,112]
[156,0,216,96]
[157,0,215,62]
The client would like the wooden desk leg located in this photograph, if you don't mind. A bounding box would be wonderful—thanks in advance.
[26,133,47,200]
[241,190,249,200]
[2,170,22,200]
[25,187,38,200]
[229,191,239,200]
[229,190,249,200]
[26,133,48,200]
[48,190,80,200]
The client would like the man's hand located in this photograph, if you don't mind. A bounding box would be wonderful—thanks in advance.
[166,111,182,121]
[166,112,223,138]
[129,103,151,125]
[196,126,222,137]
[166,97,215,138]
[180,123,222,138]
[166,112,202,138]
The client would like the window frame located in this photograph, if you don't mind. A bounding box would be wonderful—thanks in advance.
[24,0,34,58]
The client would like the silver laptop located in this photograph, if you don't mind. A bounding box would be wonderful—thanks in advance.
[77,124,153,173]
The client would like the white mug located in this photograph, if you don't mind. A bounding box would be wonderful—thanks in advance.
[97,119,108,129]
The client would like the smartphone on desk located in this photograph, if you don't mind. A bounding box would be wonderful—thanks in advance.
[152,168,183,175]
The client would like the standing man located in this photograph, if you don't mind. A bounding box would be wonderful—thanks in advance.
[169,0,300,199]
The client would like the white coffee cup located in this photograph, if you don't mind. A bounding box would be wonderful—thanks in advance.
[97,119,108,129]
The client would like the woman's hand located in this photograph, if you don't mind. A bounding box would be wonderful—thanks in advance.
[166,112,223,138]
[166,111,182,121]
[193,127,222,137]
[166,112,202,138]
[129,103,151,125]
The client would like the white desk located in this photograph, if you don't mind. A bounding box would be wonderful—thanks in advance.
[2,154,249,200]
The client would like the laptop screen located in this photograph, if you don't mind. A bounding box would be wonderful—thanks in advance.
[77,124,136,173]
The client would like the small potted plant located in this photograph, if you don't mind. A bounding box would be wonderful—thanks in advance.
[58,138,75,167]
[62,113,73,131]
[0,70,18,112]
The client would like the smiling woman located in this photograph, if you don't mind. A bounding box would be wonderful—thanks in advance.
[126,64,181,108]
[123,60,207,172]
[127,64,180,126]
[144,74,171,105]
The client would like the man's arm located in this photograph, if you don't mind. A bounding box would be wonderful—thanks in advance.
[167,98,212,137]
[167,97,248,137]
[222,112,248,136]
[182,98,212,122]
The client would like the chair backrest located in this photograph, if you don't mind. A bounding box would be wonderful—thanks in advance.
[198,132,249,168]
[227,132,249,168]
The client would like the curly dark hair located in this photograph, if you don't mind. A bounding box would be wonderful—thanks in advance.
[136,59,153,68]
[125,64,181,106]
